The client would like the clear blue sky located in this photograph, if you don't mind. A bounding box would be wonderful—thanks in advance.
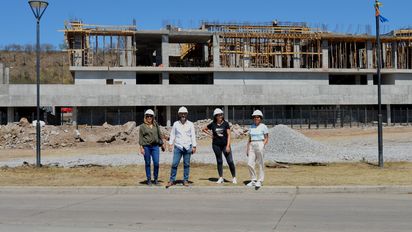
[0,0,410,47]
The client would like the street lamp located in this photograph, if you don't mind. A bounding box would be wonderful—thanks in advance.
[375,0,384,167]
[28,0,48,167]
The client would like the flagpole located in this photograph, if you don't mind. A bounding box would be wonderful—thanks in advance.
[375,0,384,168]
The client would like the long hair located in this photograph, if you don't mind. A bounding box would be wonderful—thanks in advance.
[213,115,225,124]
[143,116,156,125]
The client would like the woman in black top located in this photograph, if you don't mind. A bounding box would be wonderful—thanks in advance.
[202,108,237,184]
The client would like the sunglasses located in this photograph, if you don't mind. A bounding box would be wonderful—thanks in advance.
[253,116,261,119]
[145,115,154,118]
[216,114,223,117]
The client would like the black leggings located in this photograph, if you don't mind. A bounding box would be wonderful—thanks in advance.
[212,144,236,178]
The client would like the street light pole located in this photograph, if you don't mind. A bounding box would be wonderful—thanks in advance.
[375,0,384,167]
[29,1,48,168]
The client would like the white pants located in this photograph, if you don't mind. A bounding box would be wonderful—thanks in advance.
[248,141,265,182]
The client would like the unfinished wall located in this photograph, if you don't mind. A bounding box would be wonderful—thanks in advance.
[75,71,135,85]
[214,72,328,85]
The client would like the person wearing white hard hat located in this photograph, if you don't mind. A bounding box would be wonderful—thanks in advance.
[166,106,197,188]
[202,108,237,184]
[246,109,269,188]
[138,109,165,186]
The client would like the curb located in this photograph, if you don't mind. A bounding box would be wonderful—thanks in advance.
[0,186,411,194]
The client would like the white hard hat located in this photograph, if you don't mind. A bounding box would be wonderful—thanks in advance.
[178,106,188,114]
[213,108,224,116]
[252,110,263,117]
[144,109,155,116]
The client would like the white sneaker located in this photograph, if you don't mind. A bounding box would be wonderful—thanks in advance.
[216,177,224,184]
[255,181,262,188]
[232,177,237,184]
[246,180,256,187]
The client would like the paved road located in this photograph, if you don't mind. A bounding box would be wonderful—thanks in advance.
[0,188,411,232]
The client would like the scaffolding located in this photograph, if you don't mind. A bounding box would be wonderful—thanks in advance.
[63,20,412,70]
[63,21,137,67]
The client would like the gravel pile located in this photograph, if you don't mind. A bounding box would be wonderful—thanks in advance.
[232,124,354,163]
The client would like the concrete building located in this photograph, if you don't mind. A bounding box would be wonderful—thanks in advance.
[1,21,412,126]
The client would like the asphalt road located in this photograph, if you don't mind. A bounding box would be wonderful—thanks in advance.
[0,187,411,232]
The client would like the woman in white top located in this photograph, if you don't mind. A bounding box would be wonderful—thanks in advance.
[246,110,269,188]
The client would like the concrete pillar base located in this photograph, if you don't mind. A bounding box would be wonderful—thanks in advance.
[387,104,391,125]
[72,107,78,126]
[166,106,171,127]
[7,107,15,124]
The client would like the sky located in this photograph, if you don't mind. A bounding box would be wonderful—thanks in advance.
[0,0,410,47]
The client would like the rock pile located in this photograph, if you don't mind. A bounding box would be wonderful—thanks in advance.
[0,119,248,150]
[192,119,249,140]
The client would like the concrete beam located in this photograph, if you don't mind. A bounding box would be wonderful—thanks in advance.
[2,84,412,107]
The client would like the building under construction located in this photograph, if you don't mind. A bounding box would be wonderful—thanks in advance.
[1,20,412,127]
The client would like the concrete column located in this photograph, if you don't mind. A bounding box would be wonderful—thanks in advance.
[7,107,15,123]
[355,75,361,85]
[166,106,171,127]
[72,107,78,126]
[161,35,169,67]
[367,74,374,85]
[387,104,391,125]
[212,34,220,68]
[203,44,209,65]
[0,63,4,84]
[162,72,169,85]
[367,41,374,69]
[120,36,133,67]
[4,67,9,84]
[224,105,229,119]
[322,40,329,69]
[392,42,398,69]
[293,40,301,68]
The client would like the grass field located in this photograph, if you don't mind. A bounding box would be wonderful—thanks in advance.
[1,162,412,186]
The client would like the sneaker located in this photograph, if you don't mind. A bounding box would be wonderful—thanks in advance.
[232,177,237,184]
[165,181,174,188]
[255,181,262,188]
[216,177,224,184]
[246,180,256,187]
[153,180,159,185]
[147,180,152,186]
[183,180,190,187]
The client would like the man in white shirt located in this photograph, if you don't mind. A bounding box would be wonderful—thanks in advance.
[166,106,197,188]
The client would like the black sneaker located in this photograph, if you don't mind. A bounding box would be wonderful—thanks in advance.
[165,181,174,188]
[147,180,152,186]
[153,179,159,185]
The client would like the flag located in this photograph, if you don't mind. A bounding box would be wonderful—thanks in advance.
[379,15,389,23]
[375,1,389,23]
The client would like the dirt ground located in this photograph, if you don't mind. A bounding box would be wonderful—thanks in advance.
[1,127,412,187]
[1,126,412,161]
[297,126,412,145]
[1,162,412,186]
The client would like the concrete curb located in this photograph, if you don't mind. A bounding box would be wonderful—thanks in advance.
[0,186,412,194]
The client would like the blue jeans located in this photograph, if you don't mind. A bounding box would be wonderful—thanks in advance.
[169,146,192,182]
[143,145,160,181]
